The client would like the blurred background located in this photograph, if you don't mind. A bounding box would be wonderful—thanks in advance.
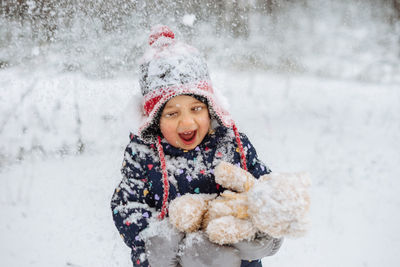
[1,0,400,162]
[1,0,400,80]
[1,1,400,267]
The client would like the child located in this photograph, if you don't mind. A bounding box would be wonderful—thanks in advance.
[111,25,283,267]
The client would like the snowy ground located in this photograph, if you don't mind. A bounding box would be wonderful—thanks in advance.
[1,67,400,267]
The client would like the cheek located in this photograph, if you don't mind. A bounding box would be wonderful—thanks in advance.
[160,119,177,141]
[198,114,211,130]
[197,116,207,122]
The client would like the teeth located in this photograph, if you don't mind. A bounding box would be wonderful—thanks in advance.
[179,130,196,142]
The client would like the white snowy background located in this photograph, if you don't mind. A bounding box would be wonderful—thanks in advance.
[1,1,400,266]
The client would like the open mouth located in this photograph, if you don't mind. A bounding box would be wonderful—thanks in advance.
[178,130,197,145]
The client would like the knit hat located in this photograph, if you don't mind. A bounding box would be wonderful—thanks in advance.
[138,25,234,142]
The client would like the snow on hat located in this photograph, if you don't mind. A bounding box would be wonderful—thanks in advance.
[138,25,234,142]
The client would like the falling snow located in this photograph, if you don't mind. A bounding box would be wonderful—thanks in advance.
[1,1,400,267]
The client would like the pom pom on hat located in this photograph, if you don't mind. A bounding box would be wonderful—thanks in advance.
[148,25,175,46]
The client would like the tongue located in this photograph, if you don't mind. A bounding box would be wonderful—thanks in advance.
[179,131,195,141]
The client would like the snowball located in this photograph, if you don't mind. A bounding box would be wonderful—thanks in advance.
[248,172,311,238]
[182,14,196,27]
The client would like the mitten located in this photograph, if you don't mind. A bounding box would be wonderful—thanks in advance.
[204,191,256,244]
[179,232,242,267]
[233,233,283,260]
[141,219,184,267]
[169,193,217,233]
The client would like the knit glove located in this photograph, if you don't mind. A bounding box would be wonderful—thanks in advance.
[179,232,242,267]
[232,233,283,261]
[141,219,184,267]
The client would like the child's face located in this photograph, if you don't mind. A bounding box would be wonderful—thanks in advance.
[160,95,211,150]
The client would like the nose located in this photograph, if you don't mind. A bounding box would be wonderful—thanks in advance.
[179,111,195,128]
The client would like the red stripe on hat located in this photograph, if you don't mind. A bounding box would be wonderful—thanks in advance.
[143,81,213,116]
[144,95,163,116]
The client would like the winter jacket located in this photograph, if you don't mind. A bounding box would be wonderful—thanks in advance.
[111,126,271,267]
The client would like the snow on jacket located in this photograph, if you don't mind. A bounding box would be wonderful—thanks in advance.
[111,126,271,267]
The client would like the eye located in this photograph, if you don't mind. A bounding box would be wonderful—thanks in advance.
[164,112,177,118]
[193,106,204,112]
